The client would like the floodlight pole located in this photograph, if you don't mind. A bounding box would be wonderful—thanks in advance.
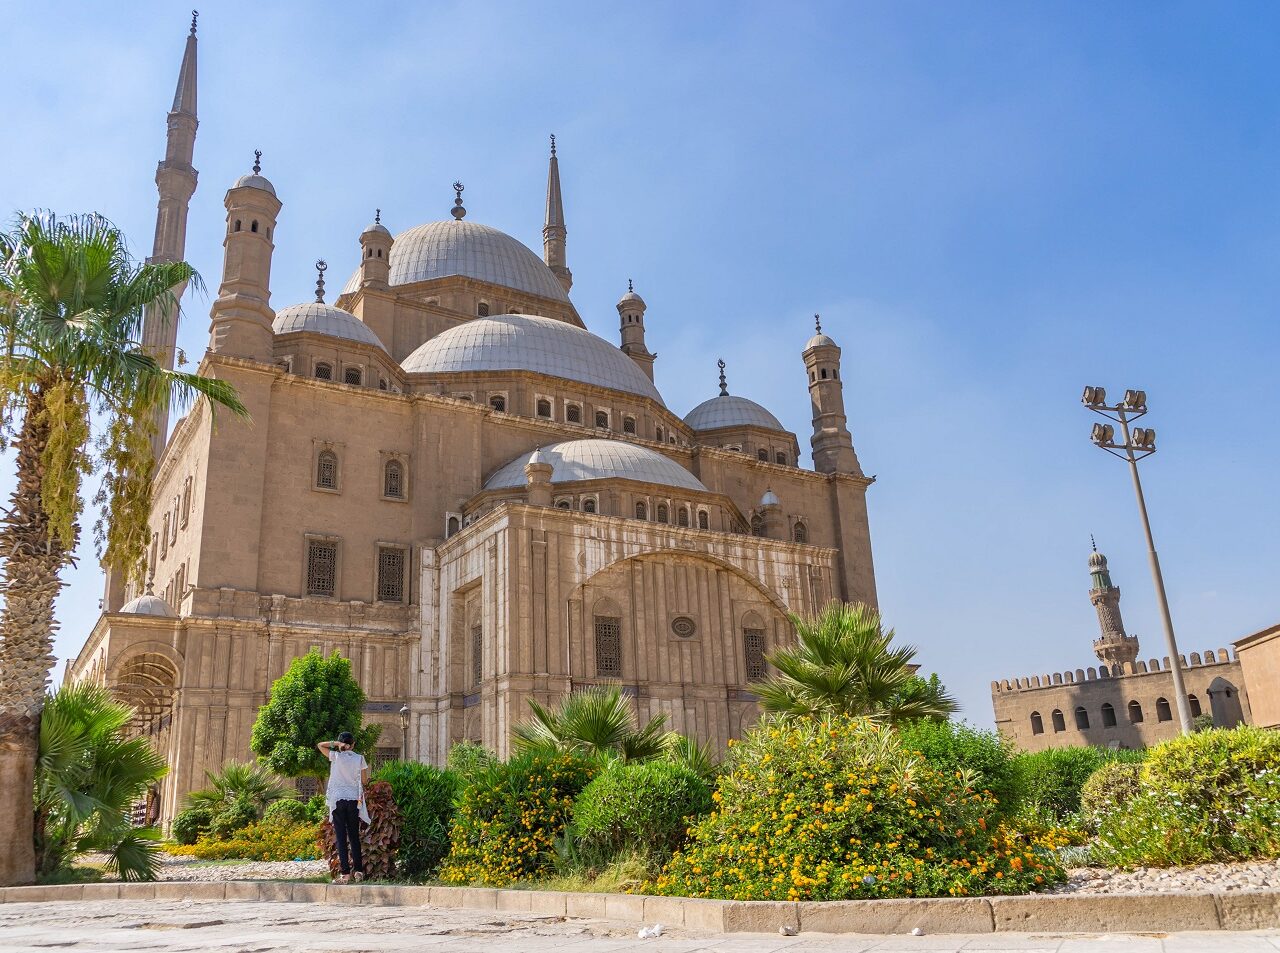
[1086,392,1193,735]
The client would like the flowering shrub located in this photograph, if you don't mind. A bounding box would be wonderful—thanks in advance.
[897,719,1021,814]
[166,820,321,861]
[1009,746,1143,825]
[1078,760,1143,832]
[319,780,402,880]
[1093,726,1280,868]
[372,760,459,879]
[440,753,595,886]
[572,759,712,865]
[647,716,1065,901]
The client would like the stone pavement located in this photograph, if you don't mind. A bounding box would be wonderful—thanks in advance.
[1,900,1279,953]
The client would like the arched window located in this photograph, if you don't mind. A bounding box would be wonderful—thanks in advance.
[446,516,460,537]
[656,503,669,523]
[1128,700,1143,723]
[750,513,765,537]
[489,395,506,413]
[635,501,647,520]
[792,522,808,543]
[314,362,333,381]
[595,616,622,678]
[477,302,490,317]
[583,498,597,514]
[820,367,828,379]
[623,416,636,435]
[775,451,787,465]
[376,248,382,258]
[344,366,362,386]
[1101,703,1117,728]
[384,460,404,499]
[378,377,388,391]
[677,506,689,527]
[366,247,373,258]
[1189,694,1202,717]
[536,398,552,418]
[234,219,242,232]
[757,448,769,462]
[556,500,571,510]
[743,627,767,681]
[316,450,338,490]
[1030,711,1044,735]
[697,510,709,530]
[1156,697,1173,722]
[1051,709,1066,732]
[566,404,582,424]
[656,425,665,443]
[1074,706,1090,730]
[250,220,259,233]
[595,410,609,429]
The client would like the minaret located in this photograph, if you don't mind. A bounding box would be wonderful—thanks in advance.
[207,152,281,362]
[1089,539,1140,667]
[802,315,861,474]
[542,135,572,294]
[617,279,656,381]
[359,209,393,290]
[140,11,200,460]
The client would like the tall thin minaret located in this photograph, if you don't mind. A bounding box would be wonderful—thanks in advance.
[1089,539,1140,667]
[542,135,572,294]
[802,314,861,474]
[141,12,200,460]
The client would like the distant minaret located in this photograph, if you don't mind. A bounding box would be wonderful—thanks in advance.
[802,315,861,474]
[1089,539,1140,667]
[542,135,572,294]
[140,12,200,461]
[617,279,655,381]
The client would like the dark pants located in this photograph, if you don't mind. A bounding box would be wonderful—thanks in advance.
[331,799,363,875]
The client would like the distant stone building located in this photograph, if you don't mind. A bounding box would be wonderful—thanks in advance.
[992,545,1249,752]
[1235,623,1280,730]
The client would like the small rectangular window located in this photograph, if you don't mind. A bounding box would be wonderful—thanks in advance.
[307,540,338,597]
[744,628,766,681]
[377,547,405,602]
[595,616,622,677]
[471,624,483,686]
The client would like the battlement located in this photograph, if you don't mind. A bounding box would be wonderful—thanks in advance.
[991,647,1238,694]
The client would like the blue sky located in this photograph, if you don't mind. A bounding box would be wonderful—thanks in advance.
[2,1,1277,723]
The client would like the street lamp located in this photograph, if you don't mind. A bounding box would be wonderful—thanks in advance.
[398,704,410,761]
[1082,386,1192,733]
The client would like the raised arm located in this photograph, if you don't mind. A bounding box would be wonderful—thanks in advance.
[315,741,335,756]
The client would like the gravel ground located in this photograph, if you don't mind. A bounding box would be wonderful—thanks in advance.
[155,853,329,882]
[1053,858,1280,894]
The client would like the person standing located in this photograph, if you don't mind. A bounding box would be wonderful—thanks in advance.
[315,732,368,883]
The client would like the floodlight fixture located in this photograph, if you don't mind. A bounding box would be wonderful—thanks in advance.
[1082,385,1107,407]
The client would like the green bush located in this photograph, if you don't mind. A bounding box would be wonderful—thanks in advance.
[169,821,322,861]
[305,794,328,823]
[209,797,258,840]
[440,753,595,886]
[1078,760,1143,831]
[1010,746,1143,824]
[372,760,459,879]
[1093,726,1280,868]
[572,760,712,865]
[446,741,497,784]
[897,720,1020,813]
[648,716,1066,901]
[170,807,214,846]
[262,798,310,827]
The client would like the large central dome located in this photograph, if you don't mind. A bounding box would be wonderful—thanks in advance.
[402,313,665,403]
[340,220,569,302]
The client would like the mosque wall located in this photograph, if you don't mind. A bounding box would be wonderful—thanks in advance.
[1235,623,1280,728]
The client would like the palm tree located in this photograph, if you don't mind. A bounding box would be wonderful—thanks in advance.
[754,601,958,723]
[35,683,168,881]
[0,212,248,885]
[511,685,676,762]
[185,761,288,816]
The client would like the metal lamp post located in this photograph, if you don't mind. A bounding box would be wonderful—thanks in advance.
[1082,386,1193,734]
[398,704,410,761]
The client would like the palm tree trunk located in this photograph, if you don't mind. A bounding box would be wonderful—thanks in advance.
[0,384,68,886]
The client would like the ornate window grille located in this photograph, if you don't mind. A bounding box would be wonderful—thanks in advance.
[344,366,363,386]
[583,498,597,513]
[595,617,622,678]
[757,448,769,461]
[536,398,552,418]
[775,452,787,465]
[377,548,405,602]
[471,625,483,686]
[744,629,767,681]
[623,417,636,434]
[697,510,709,530]
[314,362,332,381]
[566,404,582,424]
[306,540,338,597]
[384,460,404,499]
[316,450,338,490]
[489,395,506,412]
[635,501,647,520]
[595,411,609,429]
[793,522,808,544]
[656,503,668,524]
[677,506,689,527]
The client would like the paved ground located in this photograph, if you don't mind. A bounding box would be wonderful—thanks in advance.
[1,900,1279,953]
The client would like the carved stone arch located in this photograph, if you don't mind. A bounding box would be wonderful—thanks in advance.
[741,609,766,629]
[593,595,623,617]
[107,642,183,738]
[105,640,184,685]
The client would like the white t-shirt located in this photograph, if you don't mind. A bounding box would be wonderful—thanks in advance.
[325,748,367,804]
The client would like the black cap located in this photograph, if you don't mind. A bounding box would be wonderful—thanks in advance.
[337,731,354,745]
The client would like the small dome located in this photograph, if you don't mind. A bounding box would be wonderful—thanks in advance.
[233,172,277,197]
[528,447,549,466]
[119,591,175,618]
[340,220,568,301]
[617,290,646,311]
[1089,550,1108,571]
[760,488,780,507]
[272,302,388,352]
[684,394,785,432]
[402,313,663,403]
[362,220,391,238]
[484,439,707,492]
[805,332,837,350]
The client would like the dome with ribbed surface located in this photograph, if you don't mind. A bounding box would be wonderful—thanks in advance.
[484,439,706,492]
[119,592,175,617]
[339,220,569,301]
[272,302,387,352]
[402,313,664,403]
[684,394,785,432]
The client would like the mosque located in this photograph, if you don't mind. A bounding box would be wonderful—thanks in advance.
[66,20,877,818]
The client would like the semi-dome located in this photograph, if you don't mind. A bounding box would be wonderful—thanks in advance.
[340,220,569,301]
[684,394,785,432]
[272,302,388,352]
[402,313,664,403]
[484,439,707,492]
[119,589,175,618]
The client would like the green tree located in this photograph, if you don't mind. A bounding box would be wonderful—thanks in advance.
[511,685,675,761]
[0,212,247,884]
[754,602,957,723]
[184,761,288,815]
[35,684,167,881]
[251,650,380,777]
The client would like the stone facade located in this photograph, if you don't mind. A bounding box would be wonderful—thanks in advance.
[1235,623,1280,729]
[65,25,877,822]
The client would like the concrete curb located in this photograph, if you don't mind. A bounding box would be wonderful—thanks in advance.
[1,881,1277,935]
